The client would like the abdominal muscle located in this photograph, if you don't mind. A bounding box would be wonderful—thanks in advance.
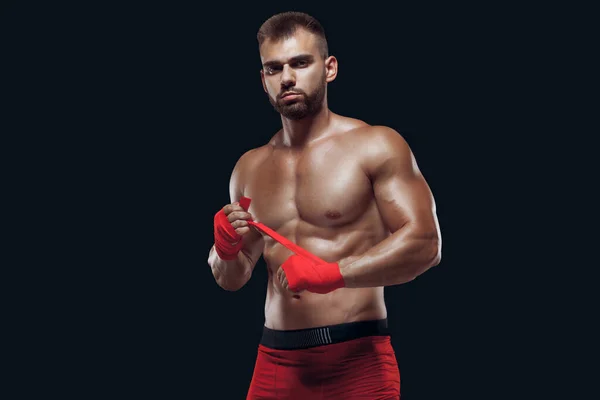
[261,220,388,331]
[264,283,387,331]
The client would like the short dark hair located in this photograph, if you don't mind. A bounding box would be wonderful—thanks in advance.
[257,11,329,59]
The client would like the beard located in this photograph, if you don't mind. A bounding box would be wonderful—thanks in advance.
[268,73,326,120]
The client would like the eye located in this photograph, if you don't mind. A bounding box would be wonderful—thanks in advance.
[294,60,308,67]
[264,66,281,75]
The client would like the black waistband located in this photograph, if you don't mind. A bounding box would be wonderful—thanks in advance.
[260,319,389,350]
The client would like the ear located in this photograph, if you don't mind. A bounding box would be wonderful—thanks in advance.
[260,69,267,93]
[324,56,338,83]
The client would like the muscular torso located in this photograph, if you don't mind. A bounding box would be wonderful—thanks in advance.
[243,118,390,330]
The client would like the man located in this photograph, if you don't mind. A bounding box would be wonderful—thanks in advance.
[208,11,441,400]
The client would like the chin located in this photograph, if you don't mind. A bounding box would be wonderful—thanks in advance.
[279,103,309,120]
[283,113,307,120]
[282,110,309,120]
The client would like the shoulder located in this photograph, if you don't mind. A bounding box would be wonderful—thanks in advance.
[351,125,416,177]
[357,124,407,143]
[233,130,281,171]
[330,115,412,160]
[334,114,408,148]
[234,146,269,171]
[344,123,411,156]
[229,132,280,193]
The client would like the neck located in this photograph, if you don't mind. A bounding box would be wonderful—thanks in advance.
[280,102,332,147]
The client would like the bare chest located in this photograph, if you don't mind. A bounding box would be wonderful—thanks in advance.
[244,143,373,230]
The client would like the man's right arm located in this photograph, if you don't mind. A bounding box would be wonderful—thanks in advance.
[208,229,263,291]
[207,150,265,291]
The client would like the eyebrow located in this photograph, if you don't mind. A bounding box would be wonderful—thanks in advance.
[262,54,315,68]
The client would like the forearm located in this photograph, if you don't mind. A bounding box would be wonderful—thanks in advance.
[208,245,252,291]
[339,226,441,288]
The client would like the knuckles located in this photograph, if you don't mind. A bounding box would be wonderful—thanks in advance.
[227,211,252,222]
[234,228,249,236]
[230,220,248,228]
[222,204,242,214]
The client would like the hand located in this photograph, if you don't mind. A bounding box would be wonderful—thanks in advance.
[222,202,255,240]
[278,254,346,294]
[276,263,305,294]
[213,200,255,260]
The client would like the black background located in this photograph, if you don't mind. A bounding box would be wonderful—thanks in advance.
[2,1,540,399]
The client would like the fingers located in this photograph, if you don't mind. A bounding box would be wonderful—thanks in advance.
[230,217,253,237]
[230,219,249,229]
[221,203,254,238]
[222,204,241,215]
[282,276,303,294]
[222,204,236,214]
[222,202,247,215]
[277,266,287,288]
[226,211,253,223]
[234,226,250,236]
[277,267,300,293]
[223,204,253,222]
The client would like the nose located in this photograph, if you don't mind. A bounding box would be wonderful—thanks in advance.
[280,64,296,90]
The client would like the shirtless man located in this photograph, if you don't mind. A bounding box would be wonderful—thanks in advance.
[208,11,442,400]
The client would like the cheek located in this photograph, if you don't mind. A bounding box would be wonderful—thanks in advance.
[301,69,324,90]
[264,78,279,95]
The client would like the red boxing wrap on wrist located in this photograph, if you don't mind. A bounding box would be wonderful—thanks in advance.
[213,197,252,260]
[213,210,241,260]
[281,255,345,294]
[237,196,346,294]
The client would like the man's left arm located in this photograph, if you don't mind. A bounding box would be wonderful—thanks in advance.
[338,126,442,288]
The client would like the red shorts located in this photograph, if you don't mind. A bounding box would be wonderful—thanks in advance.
[246,320,400,399]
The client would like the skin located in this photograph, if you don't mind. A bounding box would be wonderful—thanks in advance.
[208,28,441,330]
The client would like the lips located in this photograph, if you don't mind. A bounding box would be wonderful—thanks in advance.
[280,92,302,99]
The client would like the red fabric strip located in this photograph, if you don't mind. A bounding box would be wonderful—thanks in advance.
[238,196,324,264]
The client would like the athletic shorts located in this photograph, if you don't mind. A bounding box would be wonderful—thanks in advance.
[246,319,400,399]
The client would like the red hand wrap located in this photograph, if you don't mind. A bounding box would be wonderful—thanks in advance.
[281,255,345,294]
[237,196,345,294]
[213,197,252,260]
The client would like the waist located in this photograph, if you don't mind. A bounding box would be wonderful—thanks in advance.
[260,318,390,350]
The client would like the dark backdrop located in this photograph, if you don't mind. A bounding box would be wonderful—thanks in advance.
[2,2,527,399]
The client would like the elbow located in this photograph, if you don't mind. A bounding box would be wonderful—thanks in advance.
[207,246,217,266]
[428,236,442,268]
[393,233,441,284]
[413,226,442,270]
[212,271,243,291]
[213,267,252,292]
[430,253,441,269]
[416,236,441,276]
[217,275,251,292]
[218,281,245,292]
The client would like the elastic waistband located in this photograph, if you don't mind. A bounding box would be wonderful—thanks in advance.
[260,319,389,350]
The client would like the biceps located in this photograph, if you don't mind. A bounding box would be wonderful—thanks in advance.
[373,172,437,233]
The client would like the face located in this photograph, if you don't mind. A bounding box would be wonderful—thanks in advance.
[260,29,337,120]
